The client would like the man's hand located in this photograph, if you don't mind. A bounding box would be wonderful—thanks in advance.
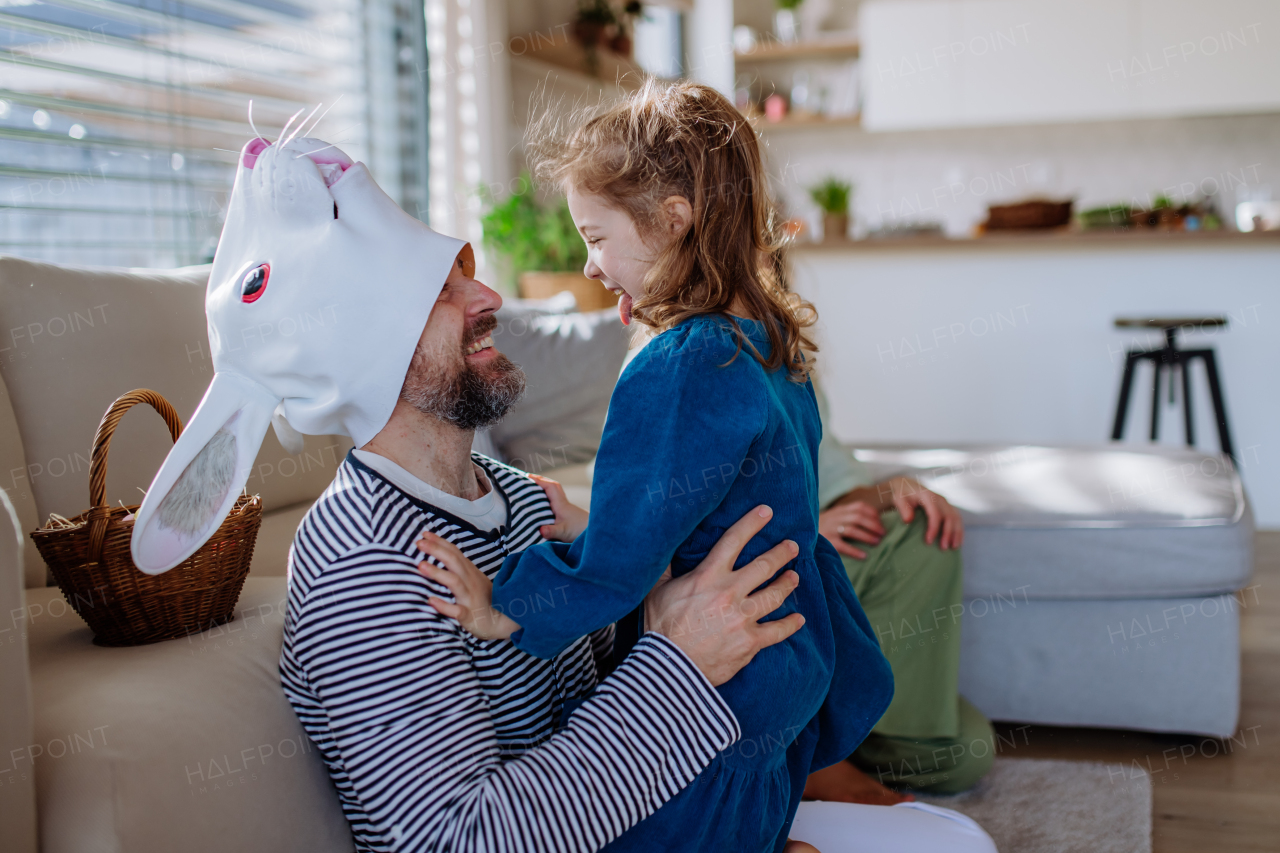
[644,505,806,687]
[884,477,964,551]
[818,501,885,560]
[415,531,522,640]
[530,474,589,542]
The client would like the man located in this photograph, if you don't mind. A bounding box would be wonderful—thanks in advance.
[803,386,995,803]
[132,130,983,848]
[279,247,805,853]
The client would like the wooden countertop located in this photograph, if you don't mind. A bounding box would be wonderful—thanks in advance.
[792,229,1280,252]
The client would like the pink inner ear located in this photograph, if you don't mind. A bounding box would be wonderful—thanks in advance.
[242,137,271,169]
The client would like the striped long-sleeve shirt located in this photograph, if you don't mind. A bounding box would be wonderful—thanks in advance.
[280,452,741,853]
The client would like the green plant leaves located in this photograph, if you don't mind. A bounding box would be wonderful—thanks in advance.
[479,173,588,274]
[808,176,852,214]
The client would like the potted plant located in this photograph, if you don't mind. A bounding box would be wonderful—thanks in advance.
[1079,204,1133,231]
[809,176,852,241]
[480,174,615,311]
[611,0,643,56]
[775,0,802,43]
[1129,195,1188,230]
[572,0,616,49]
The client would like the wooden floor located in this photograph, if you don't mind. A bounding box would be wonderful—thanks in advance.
[991,531,1280,851]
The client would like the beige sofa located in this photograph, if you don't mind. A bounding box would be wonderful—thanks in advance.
[0,256,623,853]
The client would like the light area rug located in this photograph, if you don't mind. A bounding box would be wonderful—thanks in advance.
[916,758,1152,853]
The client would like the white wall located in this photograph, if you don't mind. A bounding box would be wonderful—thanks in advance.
[505,0,577,39]
[688,0,736,97]
[793,240,1280,527]
[860,0,1280,131]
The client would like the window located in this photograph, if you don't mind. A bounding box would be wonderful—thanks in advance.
[0,0,428,268]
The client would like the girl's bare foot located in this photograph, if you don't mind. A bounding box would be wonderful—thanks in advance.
[803,760,916,806]
[783,840,821,853]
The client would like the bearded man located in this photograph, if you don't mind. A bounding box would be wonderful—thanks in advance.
[278,246,806,853]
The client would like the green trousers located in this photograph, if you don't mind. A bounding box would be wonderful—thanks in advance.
[841,511,994,794]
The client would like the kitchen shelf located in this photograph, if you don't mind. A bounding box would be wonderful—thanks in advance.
[791,228,1280,253]
[752,113,862,131]
[734,37,860,63]
[508,31,646,91]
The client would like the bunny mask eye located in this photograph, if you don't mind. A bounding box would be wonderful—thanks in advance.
[240,263,270,303]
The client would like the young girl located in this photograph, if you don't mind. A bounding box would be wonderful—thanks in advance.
[420,81,893,853]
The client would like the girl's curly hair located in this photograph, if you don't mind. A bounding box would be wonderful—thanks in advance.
[527,79,818,381]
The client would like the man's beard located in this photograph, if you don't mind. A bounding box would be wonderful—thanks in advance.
[399,317,526,431]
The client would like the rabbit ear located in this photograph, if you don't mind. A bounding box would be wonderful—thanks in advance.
[131,373,278,575]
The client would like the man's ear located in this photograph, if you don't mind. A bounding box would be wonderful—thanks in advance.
[661,196,694,239]
[456,242,476,278]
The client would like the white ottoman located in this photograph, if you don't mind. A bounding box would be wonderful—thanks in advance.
[856,445,1253,738]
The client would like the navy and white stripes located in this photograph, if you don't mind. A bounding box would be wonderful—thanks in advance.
[281,452,740,853]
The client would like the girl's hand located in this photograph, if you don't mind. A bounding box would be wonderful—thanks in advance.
[529,474,589,542]
[415,531,521,640]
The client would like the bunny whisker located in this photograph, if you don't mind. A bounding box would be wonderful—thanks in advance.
[291,124,360,160]
[283,102,323,148]
[278,107,307,143]
[300,94,344,139]
[247,100,265,143]
[294,142,341,159]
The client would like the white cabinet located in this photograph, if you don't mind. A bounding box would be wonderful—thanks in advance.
[859,0,963,128]
[861,0,1280,131]
[1131,0,1277,118]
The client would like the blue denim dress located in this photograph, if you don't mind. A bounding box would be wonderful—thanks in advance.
[493,314,893,853]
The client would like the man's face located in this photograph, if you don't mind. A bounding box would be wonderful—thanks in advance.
[400,250,525,430]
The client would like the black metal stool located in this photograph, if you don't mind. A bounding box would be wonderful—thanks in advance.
[1110,316,1236,461]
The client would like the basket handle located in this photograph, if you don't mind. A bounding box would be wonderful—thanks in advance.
[86,390,183,561]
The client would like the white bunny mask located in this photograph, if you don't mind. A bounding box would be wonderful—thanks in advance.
[131,132,467,574]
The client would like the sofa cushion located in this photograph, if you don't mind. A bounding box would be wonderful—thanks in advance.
[856,445,1254,599]
[0,257,351,539]
[0,488,37,853]
[25,577,352,853]
[0,371,43,587]
[249,501,315,578]
[489,298,629,469]
[959,593,1241,737]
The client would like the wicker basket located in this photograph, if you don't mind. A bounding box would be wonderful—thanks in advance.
[29,389,261,647]
[983,200,1074,230]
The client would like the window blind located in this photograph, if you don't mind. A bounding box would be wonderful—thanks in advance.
[0,0,428,268]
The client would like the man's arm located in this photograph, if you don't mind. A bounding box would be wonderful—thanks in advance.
[294,510,803,853]
[293,551,738,853]
[588,622,617,679]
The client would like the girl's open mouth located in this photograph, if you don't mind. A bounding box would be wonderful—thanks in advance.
[601,281,631,325]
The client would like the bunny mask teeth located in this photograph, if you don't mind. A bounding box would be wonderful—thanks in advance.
[466,335,494,355]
